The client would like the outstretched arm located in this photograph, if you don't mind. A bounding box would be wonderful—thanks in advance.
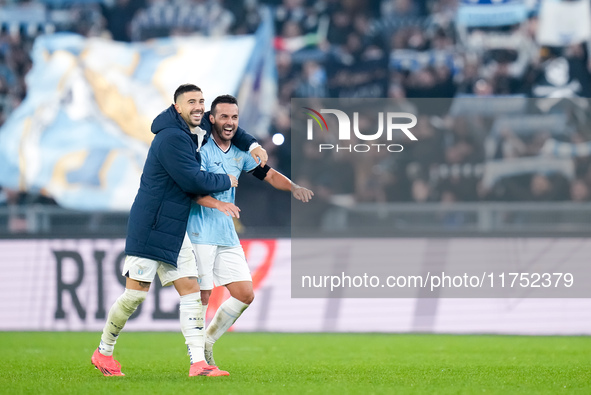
[262,168,314,203]
[195,195,241,218]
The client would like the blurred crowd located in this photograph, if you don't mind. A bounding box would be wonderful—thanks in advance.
[1,0,591,216]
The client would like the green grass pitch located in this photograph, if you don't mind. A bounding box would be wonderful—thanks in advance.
[1,332,590,394]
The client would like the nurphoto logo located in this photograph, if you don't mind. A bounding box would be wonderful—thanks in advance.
[303,107,418,153]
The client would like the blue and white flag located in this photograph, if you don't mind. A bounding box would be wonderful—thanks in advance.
[457,0,528,27]
[450,95,527,116]
[236,7,277,139]
[491,114,569,137]
[541,138,591,158]
[0,29,275,211]
[390,49,460,73]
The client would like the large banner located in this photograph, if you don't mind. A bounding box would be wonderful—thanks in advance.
[456,0,528,28]
[537,0,591,47]
[1,238,590,335]
[0,24,276,211]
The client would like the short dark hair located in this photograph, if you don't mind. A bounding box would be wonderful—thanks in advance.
[174,84,202,103]
[211,94,238,115]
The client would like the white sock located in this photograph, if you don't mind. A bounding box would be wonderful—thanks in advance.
[180,292,204,364]
[205,297,249,344]
[202,304,210,346]
[201,304,209,345]
[202,304,208,324]
[99,289,147,356]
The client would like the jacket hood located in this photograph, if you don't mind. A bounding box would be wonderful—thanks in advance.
[151,105,190,135]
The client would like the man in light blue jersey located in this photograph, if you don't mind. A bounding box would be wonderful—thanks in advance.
[187,95,313,368]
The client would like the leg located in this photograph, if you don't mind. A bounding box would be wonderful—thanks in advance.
[161,236,228,376]
[201,289,212,306]
[225,280,254,305]
[172,276,228,377]
[125,277,152,291]
[204,246,253,365]
[191,243,215,360]
[92,256,155,376]
[191,243,215,306]
[171,276,205,364]
[206,281,252,346]
[99,277,150,355]
[172,275,200,296]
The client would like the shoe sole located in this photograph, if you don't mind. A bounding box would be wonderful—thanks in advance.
[189,372,229,377]
[189,369,229,377]
[91,359,125,376]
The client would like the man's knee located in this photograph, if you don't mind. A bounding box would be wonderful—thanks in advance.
[236,290,254,305]
[173,276,200,296]
[126,277,151,291]
[226,281,254,305]
[119,288,147,314]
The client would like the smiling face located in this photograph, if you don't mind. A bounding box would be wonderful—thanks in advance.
[210,102,239,143]
[174,90,205,128]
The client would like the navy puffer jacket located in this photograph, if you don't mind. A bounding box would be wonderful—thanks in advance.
[125,105,256,266]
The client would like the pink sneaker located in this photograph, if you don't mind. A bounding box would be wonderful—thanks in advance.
[91,348,125,376]
[189,360,229,377]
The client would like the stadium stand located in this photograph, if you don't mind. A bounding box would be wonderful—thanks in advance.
[1,0,591,236]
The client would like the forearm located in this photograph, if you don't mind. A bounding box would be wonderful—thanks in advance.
[195,194,223,209]
[195,194,241,217]
[264,169,293,192]
[262,168,314,202]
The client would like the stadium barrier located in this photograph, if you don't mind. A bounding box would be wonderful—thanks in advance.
[3,202,591,237]
[1,237,590,335]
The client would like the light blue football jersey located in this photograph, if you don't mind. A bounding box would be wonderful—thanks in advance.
[187,139,259,246]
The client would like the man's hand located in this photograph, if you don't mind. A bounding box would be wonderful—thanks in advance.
[214,201,241,218]
[251,146,268,167]
[229,174,238,188]
[292,184,314,202]
[195,195,240,218]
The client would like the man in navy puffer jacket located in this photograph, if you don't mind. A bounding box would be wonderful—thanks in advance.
[91,84,267,378]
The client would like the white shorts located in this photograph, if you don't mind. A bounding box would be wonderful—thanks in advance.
[192,244,252,290]
[123,233,198,287]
